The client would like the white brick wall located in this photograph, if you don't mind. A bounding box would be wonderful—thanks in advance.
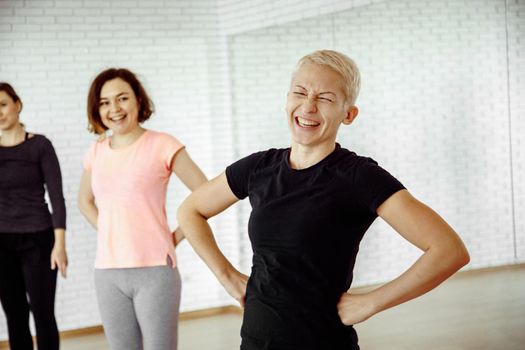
[337,0,518,279]
[508,0,525,261]
[217,0,377,35]
[0,0,523,341]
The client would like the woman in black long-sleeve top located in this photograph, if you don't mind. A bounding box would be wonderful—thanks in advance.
[0,82,67,350]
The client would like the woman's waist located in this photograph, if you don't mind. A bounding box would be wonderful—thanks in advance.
[95,243,176,269]
[96,228,173,250]
[241,297,356,346]
[0,215,52,233]
[248,261,346,304]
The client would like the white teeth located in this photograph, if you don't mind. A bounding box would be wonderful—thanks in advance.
[297,117,320,127]
[110,115,125,121]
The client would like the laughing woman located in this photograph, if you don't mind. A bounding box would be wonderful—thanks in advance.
[177,50,470,350]
[78,69,207,350]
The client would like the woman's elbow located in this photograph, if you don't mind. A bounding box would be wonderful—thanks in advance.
[457,244,470,268]
[447,238,470,271]
[177,198,207,225]
[77,195,93,214]
[177,199,193,224]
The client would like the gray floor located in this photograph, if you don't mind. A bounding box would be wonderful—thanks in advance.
[2,265,524,349]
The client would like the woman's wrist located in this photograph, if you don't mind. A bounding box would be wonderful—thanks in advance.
[216,264,238,284]
[53,228,66,247]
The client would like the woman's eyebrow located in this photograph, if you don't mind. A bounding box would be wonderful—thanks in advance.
[100,92,129,100]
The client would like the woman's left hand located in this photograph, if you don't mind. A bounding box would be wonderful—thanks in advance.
[219,268,249,308]
[337,292,376,325]
[51,244,68,278]
[172,227,185,247]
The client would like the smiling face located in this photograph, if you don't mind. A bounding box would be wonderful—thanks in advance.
[285,63,358,149]
[0,91,22,132]
[98,78,140,136]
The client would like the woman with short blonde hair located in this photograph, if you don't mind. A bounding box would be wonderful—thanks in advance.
[178,50,470,349]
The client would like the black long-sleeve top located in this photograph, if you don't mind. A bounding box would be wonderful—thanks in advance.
[0,134,66,233]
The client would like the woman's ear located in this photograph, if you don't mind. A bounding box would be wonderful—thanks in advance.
[342,106,358,125]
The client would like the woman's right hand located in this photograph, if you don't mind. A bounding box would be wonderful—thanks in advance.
[337,292,376,325]
[219,269,249,308]
[177,172,247,306]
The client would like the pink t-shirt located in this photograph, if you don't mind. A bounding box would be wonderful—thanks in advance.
[83,130,184,269]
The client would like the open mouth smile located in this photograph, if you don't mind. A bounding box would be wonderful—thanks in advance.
[295,116,320,128]
[109,115,126,122]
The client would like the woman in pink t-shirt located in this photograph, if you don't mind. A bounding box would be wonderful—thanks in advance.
[78,68,207,350]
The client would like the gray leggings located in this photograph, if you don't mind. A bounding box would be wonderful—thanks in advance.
[94,265,181,350]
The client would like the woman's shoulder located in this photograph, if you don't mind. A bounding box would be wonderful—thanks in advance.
[90,134,110,147]
[335,145,375,163]
[27,133,47,142]
[241,147,287,165]
[84,135,110,158]
[26,133,54,149]
[227,148,286,175]
[331,145,381,174]
[144,129,182,145]
[334,146,403,189]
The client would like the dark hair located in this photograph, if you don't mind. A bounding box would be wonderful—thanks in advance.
[0,82,23,112]
[86,68,154,134]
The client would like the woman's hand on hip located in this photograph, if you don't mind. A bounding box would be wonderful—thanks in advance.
[337,292,376,325]
[220,269,249,308]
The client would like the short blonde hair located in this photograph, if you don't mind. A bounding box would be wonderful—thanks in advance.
[295,50,361,106]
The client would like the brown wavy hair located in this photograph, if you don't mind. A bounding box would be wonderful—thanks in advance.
[86,68,154,134]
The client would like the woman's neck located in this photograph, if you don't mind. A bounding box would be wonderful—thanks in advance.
[109,126,146,149]
[289,142,336,170]
[0,123,26,147]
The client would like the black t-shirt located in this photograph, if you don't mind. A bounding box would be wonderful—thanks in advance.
[0,134,66,233]
[226,144,405,350]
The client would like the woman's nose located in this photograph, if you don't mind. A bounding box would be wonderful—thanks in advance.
[302,97,317,113]
[109,101,121,112]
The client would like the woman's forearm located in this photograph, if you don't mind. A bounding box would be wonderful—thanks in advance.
[339,190,470,325]
[178,201,248,305]
[176,172,246,304]
[78,200,98,230]
[368,239,469,314]
[373,190,469,313]
[177,202,236,282]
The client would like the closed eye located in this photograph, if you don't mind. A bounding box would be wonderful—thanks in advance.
[293,91,307,96]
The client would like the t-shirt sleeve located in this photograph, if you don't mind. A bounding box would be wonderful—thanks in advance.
[162,134,185,171]
[83,142,97,172]
[225,151,265,200]
[353,158,406,214]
